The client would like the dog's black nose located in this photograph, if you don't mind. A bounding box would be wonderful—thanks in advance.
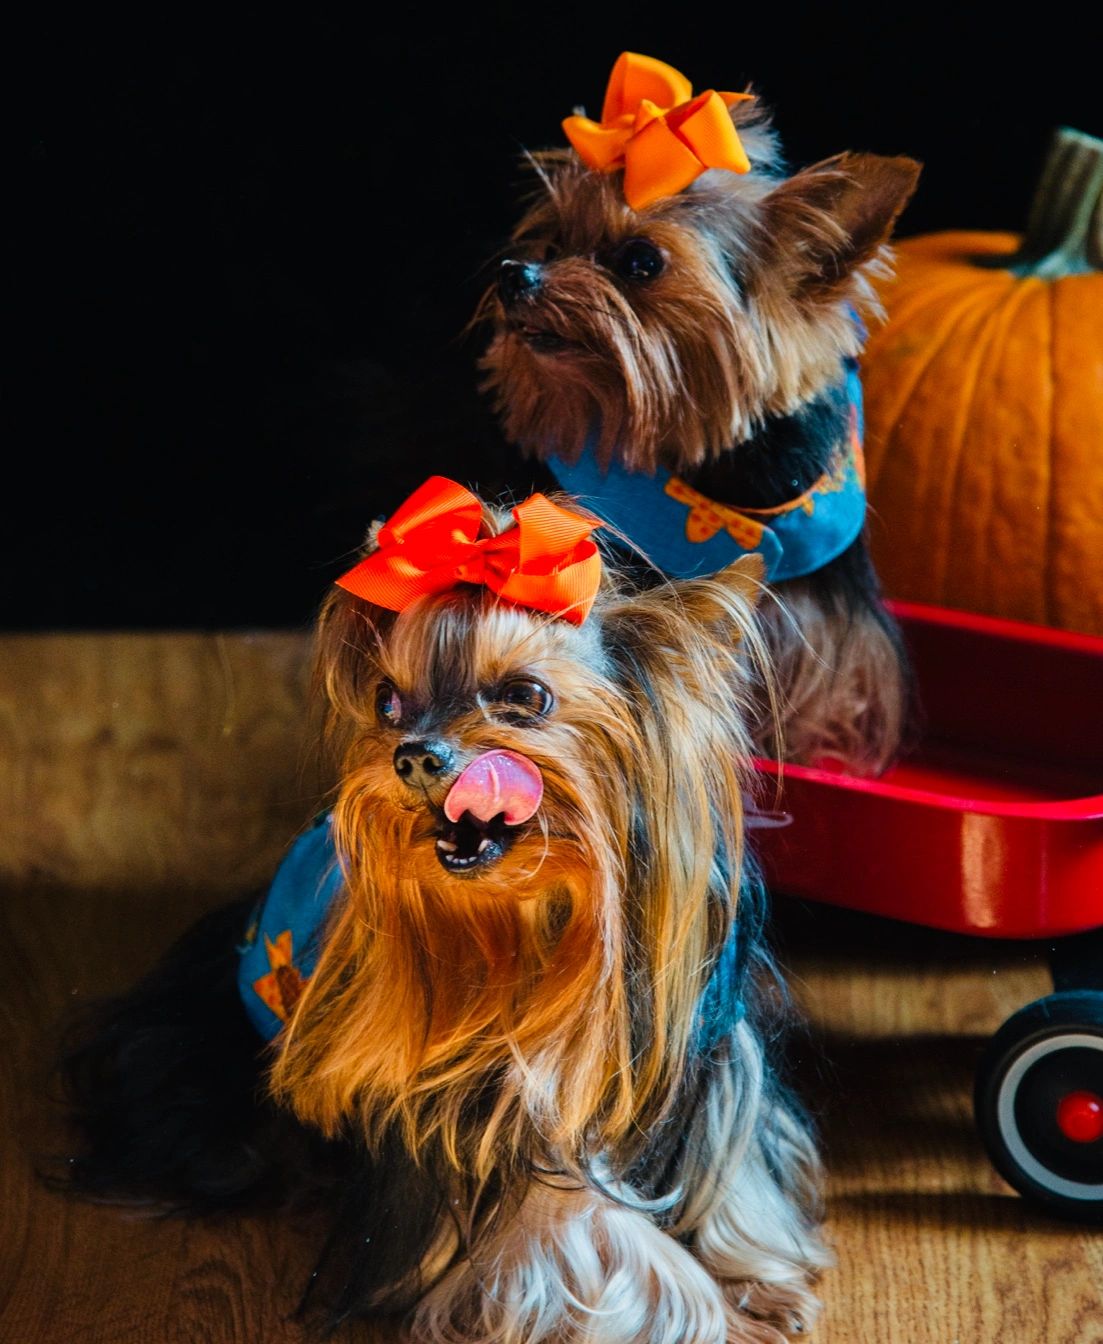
[498,259,543,305]
[393,740,455,790]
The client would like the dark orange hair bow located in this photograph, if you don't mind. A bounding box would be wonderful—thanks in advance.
[335,476,603,625]
[563,51,753,210]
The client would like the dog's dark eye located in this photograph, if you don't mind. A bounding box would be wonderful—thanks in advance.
[375,682,403,726]
[613,238,665,282]
[496,679,553,721]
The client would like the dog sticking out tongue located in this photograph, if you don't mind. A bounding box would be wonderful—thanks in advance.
[444,750,544,827]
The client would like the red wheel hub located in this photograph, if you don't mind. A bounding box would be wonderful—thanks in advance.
[1056,1090,1103,1144]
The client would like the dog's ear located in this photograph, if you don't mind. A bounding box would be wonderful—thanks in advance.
[670,554,765,634]
[312,587,392,731]
[602,554,764,648]
[721,552,765,597]
[682,553,764,603]
[761,152,921,298]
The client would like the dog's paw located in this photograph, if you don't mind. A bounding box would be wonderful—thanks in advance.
[727,1279,821,1340]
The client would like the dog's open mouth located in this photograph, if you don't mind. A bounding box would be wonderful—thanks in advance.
[435,810,515,873]
[435,749,542,874]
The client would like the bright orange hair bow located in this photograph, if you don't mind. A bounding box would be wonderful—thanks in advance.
[335,476,603,625]
[562,51,753,210]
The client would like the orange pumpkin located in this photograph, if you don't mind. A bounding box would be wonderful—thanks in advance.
[861,128,1103,635]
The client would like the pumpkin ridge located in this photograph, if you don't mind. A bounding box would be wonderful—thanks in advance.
[1048,267,1103,633]
[863,280,1017,494]
[892,286,1027,605]
[865,267,1005,346]
[934,285,1028,605]
[866,289,1004,605]
[987,281,1054,624]
[944,275,1044,615]
[1043,279,1057,629]
[895,230,1022,269]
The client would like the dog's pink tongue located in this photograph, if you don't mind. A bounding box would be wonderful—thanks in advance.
[444,750,543,826]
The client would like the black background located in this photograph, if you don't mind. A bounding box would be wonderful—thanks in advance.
[12,6,1101,630]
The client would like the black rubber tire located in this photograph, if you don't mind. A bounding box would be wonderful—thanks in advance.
[974,990,1103,1222]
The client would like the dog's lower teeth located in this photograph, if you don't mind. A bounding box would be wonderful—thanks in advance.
[435,818,512,872]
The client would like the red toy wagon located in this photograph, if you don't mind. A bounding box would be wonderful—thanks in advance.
[751,600,1103,1220]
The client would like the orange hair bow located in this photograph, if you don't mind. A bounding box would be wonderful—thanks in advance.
[563,51,753,210]
[335,476,603,625]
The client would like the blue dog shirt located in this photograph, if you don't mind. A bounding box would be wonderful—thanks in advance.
[237,812,344,1040]
[547,358,867,582]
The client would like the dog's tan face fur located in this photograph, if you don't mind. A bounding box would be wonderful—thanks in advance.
[275,525,767,1168]
[327,594,611,903]
[479,101,919,474]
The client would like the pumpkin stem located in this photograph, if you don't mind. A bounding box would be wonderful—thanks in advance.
[1007,126,1103,278]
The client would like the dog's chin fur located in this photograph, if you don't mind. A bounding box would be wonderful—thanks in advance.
[57,500,830,1343]
[477,95,920,775]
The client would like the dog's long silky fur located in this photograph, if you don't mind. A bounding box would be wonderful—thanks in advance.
[478,95,921,775]
[60,502,828,1343]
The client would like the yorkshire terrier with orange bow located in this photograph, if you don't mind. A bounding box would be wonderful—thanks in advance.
[61,475,829,1342]
[478,51,921,773]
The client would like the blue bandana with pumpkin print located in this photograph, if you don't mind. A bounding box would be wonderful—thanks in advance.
[548,359,867,582]
[237,811,342,1040]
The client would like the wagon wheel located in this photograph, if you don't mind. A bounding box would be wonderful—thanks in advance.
[974,991,1103,1221]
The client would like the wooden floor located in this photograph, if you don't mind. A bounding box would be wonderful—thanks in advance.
[2,634,1100,1343]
